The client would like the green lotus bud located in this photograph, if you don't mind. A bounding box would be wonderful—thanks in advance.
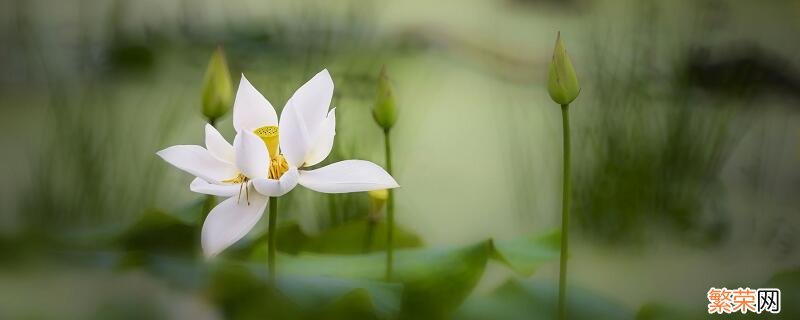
[547,32,580,105]
[201,46,233,122]
[373,66,397,131]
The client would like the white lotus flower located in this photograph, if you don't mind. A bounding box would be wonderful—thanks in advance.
[157,69,399,257]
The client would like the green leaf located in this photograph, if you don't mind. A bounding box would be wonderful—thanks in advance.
[305,219,423,254]
[278,240,493,319]
[271,231,559,319]
[455,279,633,320]
[169,197,207,225]
[317,288,384,320]
[236,222,311,259]
[277,276,402,320]
[207,261,301,319]
[491,229,560,277]
[143,254,210,290]
[249,220,422,259]
[138,255,402,320]
[116,208,196,256]
[211,261,402,320]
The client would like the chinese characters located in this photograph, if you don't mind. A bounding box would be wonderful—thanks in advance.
[708,287,780,314]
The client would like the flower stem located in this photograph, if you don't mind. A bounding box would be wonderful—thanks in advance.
[557,104,571,320]
[268,196,278,282]
[328,195,338,226]
[384,129,395,281]
[363,218,377,253]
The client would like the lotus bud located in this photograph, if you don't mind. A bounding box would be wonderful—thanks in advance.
[201,46,233,122]
[372,66,397,131]
[547,32,580,105]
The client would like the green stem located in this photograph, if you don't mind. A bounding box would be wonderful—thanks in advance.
[557,104,571,320]
[268,196,278,282]
[363,218,377,253]
[384,129,395,281]
[328,195,338,226]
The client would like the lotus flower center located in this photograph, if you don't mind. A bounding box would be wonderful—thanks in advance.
[254,125,289,179]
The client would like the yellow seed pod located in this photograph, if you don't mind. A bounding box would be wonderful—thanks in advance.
[201,46,233,121]
[547,32,580,105]
[253,126,280,158]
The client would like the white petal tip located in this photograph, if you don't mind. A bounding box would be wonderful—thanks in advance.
[201,237,221,259]
[202,247,219,259]
[155,148,173,161]
[380,180,400,190]
[238,74,253,88]
[379,175,400,190]
[316,69,333,82]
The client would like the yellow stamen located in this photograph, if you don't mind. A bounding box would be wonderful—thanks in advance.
[268,154,289,180]
[223,173,251,205]
[222,173,248,184]
[254,125,289,179]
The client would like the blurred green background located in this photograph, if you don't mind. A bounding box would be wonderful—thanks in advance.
[1,0,799,319]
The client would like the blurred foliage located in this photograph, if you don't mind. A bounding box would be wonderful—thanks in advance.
[762,268,800,319]
[115,202,559,319]
[636,267,800,320]
[572,1,745,245]
[17,79,184,236]
[96,195,556,319]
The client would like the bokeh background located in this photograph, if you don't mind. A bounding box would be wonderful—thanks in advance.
[1,0,799,319]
